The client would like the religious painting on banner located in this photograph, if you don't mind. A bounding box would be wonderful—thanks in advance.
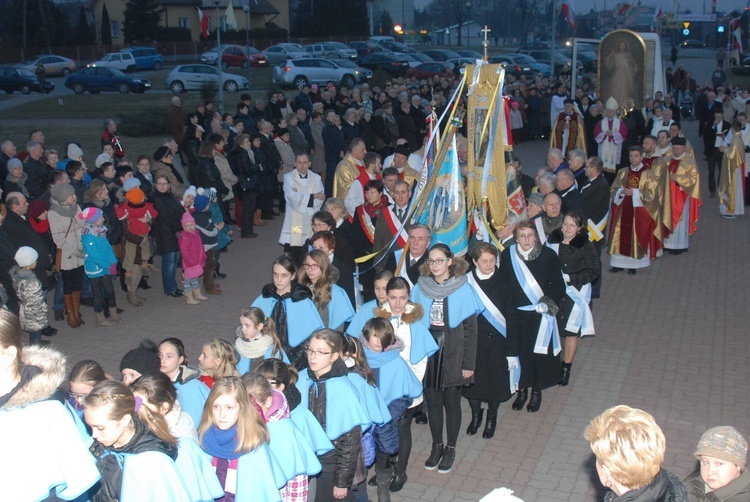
[599,30,646,110]
[466,63,510,230]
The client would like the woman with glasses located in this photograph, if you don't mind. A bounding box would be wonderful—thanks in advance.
[298,249,354,332]
[410,243,482,474]
[498,220,566,414]
[150,175,186,298]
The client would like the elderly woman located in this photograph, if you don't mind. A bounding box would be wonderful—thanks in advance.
[585,405,687,501]
[3,159,29,200]
[498,220,565,413]
[684,426,750,501]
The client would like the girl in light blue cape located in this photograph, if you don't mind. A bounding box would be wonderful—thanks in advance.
[158,338,209,428]
[235,307,289,375]
[299,250,355,331]
[345,269,394,338]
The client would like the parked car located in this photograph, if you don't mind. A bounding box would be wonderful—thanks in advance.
[329,59,373,83]
[165,64,250,93]
[488,54,536,78]
[520,41,552,50]
[244,47,270,67]
[357,53,410,76]
[321,42,358,60]
[369,36,396,44]
[65,67,150,94]
[348,41,388,57]
[420,49,462,61]
[262,44,312,65]
[405,62,453,79]
[446,57,476,71]
[560,49,597,72]
[400,53,431,68]
[681,39,704,49]
[0,66,54,94]
[379,41,417,54]
[273,58,363,88]
[304,44,338,59]
[517,48,582,74]
[456,49,483,59]
[20,54,77,76]
[201,45,250,69]
[121,47,164,70]
[88,52,137,72]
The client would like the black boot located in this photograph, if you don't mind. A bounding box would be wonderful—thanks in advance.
[511,388,528,410]
[560,362,572,387]
[483,403,498,439]
[375,451,393,502]
[214,263,227,279]
[466,404,484,436]
[527,388,542,412]
[390,467,408,492]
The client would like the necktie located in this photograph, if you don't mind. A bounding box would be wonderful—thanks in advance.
[410,258,416,267]
[397,208,404,221]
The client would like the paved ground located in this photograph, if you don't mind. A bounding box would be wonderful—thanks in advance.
[43,114,748,501]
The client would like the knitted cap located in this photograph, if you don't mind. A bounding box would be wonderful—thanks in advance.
[95,152,113,168]
[14,246,38,267]
[79,207,103,225]
[7,158,23,170]
[182,186,197,200]
[125,187,145,204]
[67,143,84,160]
[153,145,171,162]
[120,340,161,375]
[181,211,195,228]
[122,177,141,193]
[193,194,209,212]
[50,183,75,204]
[695,426,747,467]
[528,192,544,207]
[27,200,48,220]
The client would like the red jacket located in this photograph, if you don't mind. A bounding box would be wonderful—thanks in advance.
[115,202,158,236]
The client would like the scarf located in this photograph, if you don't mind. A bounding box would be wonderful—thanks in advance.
[363,195,389,218]
[417,273,467,300]
[82,223,108,237]
[262,282,313,349]
[264,390,290,423]
[49,199,79,218]
[542,213,563,235]
[5,172,29,197]
[201,424,241,460]
[29,217,49,234]
[234,328,274,359]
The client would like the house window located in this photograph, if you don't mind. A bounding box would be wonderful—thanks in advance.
[110,20,120,38]
[178,17,190,28]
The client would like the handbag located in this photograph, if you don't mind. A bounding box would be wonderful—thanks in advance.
[54,217,75,273]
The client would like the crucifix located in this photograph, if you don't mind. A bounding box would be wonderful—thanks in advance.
[481,25,491,61]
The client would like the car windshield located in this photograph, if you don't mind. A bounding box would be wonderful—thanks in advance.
[246,47,260,54]
[17,68,36,77]
[24,58,41,65]
[328,42,348,49]
[282,44,304,51]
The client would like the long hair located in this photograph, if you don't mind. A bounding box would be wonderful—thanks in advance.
[130,372,178,415]
[85,380,177,445]
[241,373,274,409]
[298,249,333,310]
[342,334,376,386]
[159,337,189,365]
[203,339,240,379]
[362,317,396,351]
[240,307,284,359]
[69,360,111,388]
[255,358,299,387]
[198,377,269,454]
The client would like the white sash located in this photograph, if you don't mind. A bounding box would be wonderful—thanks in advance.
[509,245,561,356]
[534,217,547,244]
[545,242,596,336]
[466,272,506,336]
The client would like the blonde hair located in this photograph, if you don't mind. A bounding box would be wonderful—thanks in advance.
[584,405,665,490]
[240,307,284,359]
[198,377,269,454]
[203,338,241,379]
[241,372,273,406]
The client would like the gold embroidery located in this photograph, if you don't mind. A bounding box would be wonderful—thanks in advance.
[627,175,639,189]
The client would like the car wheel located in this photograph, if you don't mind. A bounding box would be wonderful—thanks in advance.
[170,81,184,94]
[62,68,71,76]
[293,76,309,89]
[118,82,130,94]
[72,83,85,94]
[341,74,355,88]
[221,61,228,70]
[224,80,239,93]
[241,61,249,69]
[21,84,31,95]
[153,61,162,71]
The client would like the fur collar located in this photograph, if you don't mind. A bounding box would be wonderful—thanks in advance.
[547,229,589,248]
[2,346,66,410]
[374,302,424,324]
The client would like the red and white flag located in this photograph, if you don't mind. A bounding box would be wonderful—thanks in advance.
[197,8,209,38]
[653,6,664,21]
[562,0,576,28]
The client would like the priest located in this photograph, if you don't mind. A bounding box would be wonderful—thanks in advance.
[594,97,628,176]
[718,120,746,219]
[550,99,587,161]
[660,137,700,254]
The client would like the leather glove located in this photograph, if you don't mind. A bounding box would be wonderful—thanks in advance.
[506,357,520,370]
[535,303,549,314]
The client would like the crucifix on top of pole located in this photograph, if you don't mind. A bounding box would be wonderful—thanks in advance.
[481,25,491,61]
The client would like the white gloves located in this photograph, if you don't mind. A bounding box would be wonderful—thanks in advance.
[506,357,520,370]
[563,273,571,284]
[534,303,549,314]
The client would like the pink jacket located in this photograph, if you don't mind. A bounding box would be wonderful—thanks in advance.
[178,230,206,279]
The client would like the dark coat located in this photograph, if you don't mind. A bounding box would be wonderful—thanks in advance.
[133,172,154,200]
[259,134,282,173]
[432,286,479,389]
[0,233,20,313]
[331,256,355,306]
[341,121,361,145]
[191,157,229,197]
[1,211,51,290]
[684,468,750,502]
[322,122,347,166]
[228,147,262,192]
[580,174,610,226]
[23,157,47,200]
[150,190,184,254]
[559,185,589,222]
[498,244,565,390]
[603,469,687,502]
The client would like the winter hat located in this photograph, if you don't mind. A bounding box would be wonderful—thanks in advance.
[119,340,161,375]
[27,200,48,220]
[6,158,23,171]
[153,146,171,162]
[14,246,38,267]
[528,192,544,208]
[122,177,141,193]
[181,211,195,229]
[193,194,210,212]
[50,183,75,204]
[694,426,747,467]
[511,101,520,109]
[125,187,146,205]
[79,207,103,225]
[95,153,114,168]
[395,144,411,158]
[182,185,197,201]
[67,143,84,160]
[276,128,290,138]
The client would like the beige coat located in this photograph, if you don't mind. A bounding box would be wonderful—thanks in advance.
[213,151,238,201]
[48,203,84,271]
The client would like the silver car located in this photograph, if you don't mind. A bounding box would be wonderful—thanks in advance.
[166,64,250,93]
[20,54,77,76]
[321,42,358,61]
[273,58,364,89]
[263,44,312,65]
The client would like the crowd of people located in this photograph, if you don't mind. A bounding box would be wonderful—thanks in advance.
[0,63,747,502]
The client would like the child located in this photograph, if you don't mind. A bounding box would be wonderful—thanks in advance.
[243,372,322,502]
[197,377,285,502]
[236,307,289,374]
[80,207,120,327]
[115,186,158,307]
[204,187,232,279]
[178,212,208,304]
[158,337,210,428]
[10,246,50,346]
[198,338,240,388]
[192,193,221,295]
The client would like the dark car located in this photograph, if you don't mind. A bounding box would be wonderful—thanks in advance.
[681,39,704,49]
[380,41,417,54]
[65,66,151,94]
[122,47,165,70]
[0,66,54,94]
[357,53,409,76]
[488,54,536,78]
[420,49,462,61]
[560,49,597,73]
[405,62,453,79]
[349,41,388,57]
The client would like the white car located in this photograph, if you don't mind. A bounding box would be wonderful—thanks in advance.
[88,52,137,72]
[263,44,312,65]
[166,64,251,93]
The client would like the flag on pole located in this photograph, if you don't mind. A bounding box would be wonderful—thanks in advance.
[197,8,209,38]
[653,6,664,22]
[733,26,742,64]
[225,1,237,29]
[617,3,632,16]
[562,0,576,28]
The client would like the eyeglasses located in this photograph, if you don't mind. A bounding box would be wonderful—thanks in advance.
[155,182,170,186]
[303,263,319,270]
[68,391,89,401]
[306,348,331,357]
[426,258,449,265]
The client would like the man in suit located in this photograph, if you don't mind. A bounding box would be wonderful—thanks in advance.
[385,224,431,289]
[322,110,347,197]
[373,180,411,272]
[700,91,723,158]
[258,119,283,214]
[580,156,611,298]
[705,109,731,197]
[556,168,588,221]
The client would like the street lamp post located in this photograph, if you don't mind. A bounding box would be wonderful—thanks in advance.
[465,2,472,49]
[213,0,224,113]
[243,4,250,58]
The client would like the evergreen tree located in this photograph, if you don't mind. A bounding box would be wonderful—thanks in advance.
[0,0,65,48]
[123,0,162,43]
[101,4,112,45]
[76,7,94,45]
[378,10,394,36]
